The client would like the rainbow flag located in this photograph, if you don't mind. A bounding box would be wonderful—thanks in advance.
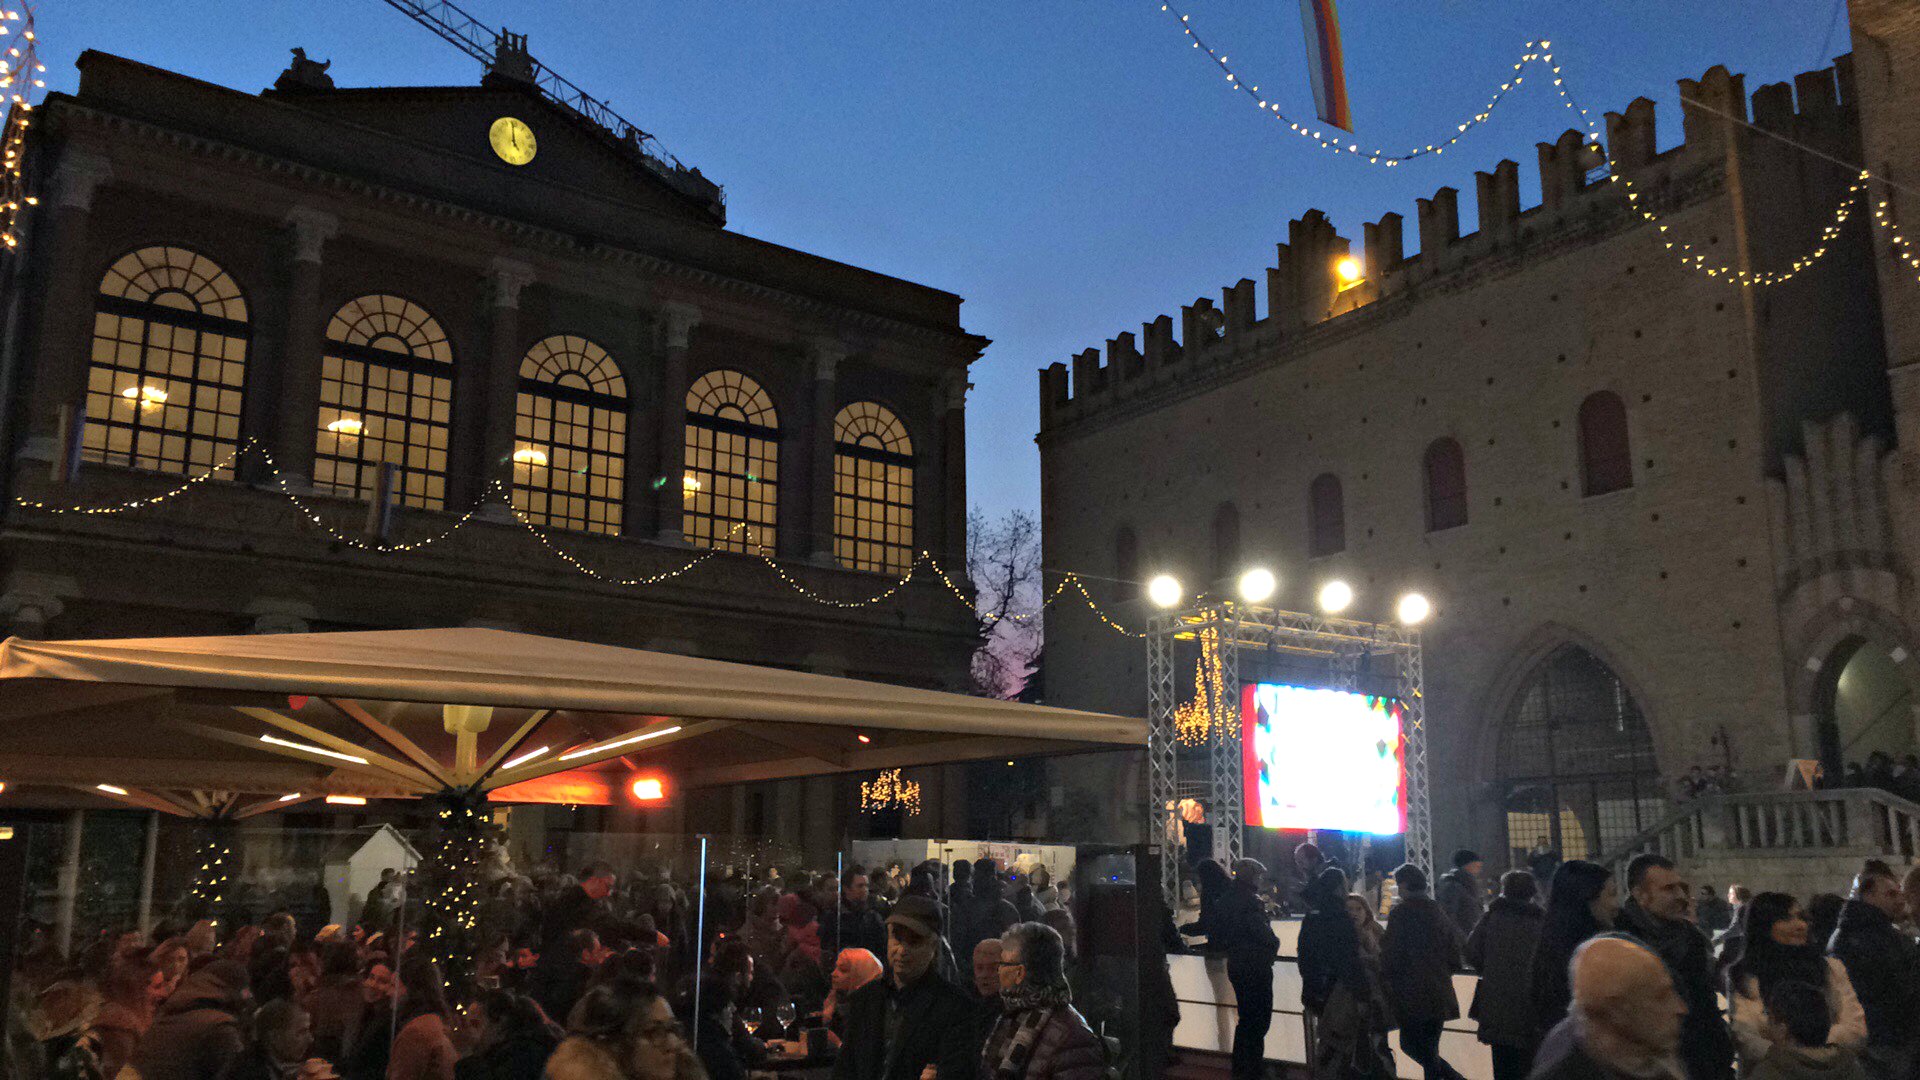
[1298,0,1352,131]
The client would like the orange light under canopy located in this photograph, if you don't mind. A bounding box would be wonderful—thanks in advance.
[629,776,668,803]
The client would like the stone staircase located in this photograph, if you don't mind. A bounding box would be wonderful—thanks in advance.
[1602,787,1920,896]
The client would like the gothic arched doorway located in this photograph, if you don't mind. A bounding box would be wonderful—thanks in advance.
[1813,635,1916,777]
[1494,644,1662,866]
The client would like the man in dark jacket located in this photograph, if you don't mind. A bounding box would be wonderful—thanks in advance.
[1436,849,1486,947]
[832,894,978,1080]
[132,959,250,1080]
[1827,860,1918,1080]
[1467,871,1544,1080]
[227,999,324,1080]
[1530,937,1687,1080]
[528,928,608,1028]
[834,868,889,960]
[1617,854,1732,1080]
[980,922,1107,1080]
[1382,863,1464,1080]
[1213,859,1280,1080]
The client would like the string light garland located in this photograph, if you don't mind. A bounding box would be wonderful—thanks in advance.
[422,796,491,985]
[187,834,233,913]
[1173,626,1234,745]
[0,2,44,252]
[13,441,253,513]
[859,768,921,815]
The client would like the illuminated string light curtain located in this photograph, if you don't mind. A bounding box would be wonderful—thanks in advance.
[86,247,249,477]
[187,834,233,914]
[833,401,915,575]
[0,3,45,251]
[513,335,627,535]
[1174,626,1236,745]
[860,768,922,815]
[683,369,778,554]
[421,799,490,985]
[316,295,454,510]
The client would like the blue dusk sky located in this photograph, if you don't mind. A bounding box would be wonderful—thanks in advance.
[38,1,1840,523]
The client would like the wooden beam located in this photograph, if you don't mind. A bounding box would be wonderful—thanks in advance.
[233,793,322,819]
[323,699,458,789]
[470,710,553,788]
[173,719,433,794]
[232,708,443,790]
[73,784,199,818]
[482,721,730,792]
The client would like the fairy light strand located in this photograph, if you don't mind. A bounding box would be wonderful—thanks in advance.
[0,3,45,252]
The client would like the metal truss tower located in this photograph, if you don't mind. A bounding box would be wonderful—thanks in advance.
[1145,602,1429,909]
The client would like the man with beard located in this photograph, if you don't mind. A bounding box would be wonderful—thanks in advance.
[832,895,975,1080]
[1616,854,1733,1080]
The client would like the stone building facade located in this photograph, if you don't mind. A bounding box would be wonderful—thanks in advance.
[1039,4,1920,867]
[0,48,986,856]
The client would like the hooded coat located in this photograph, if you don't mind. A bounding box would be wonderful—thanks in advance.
[130,960,248,1080]
[1464,896,1542,1047]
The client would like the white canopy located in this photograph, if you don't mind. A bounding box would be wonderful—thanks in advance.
[0,627,1141,812]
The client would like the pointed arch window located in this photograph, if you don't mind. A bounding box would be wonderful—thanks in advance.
[316,295,453,510]
[513,335,627,535]
[833,401,914,574]
[85,246,249,477]
[1424,437,1469,531]
[1578,391,1633,496]
[1308,473,1345,557]
[684,369,779,552]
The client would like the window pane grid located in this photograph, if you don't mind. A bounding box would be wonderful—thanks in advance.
[84,247,249,479]
[315,296,452,511]
[685,370,779,552]
[832,403,915,573]
[514,335,627,535]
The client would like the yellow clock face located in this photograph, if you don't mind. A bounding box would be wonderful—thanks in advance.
[489,116,536,166]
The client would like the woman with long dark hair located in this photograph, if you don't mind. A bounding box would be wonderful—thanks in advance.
[1725,892,1865,1071]
[1298,868,1393,1080]
[1528,860,1619,1033]
[387,956,456,1080]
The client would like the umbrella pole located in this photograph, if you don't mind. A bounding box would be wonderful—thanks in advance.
[54,809,84,957]
[137,811,159,936]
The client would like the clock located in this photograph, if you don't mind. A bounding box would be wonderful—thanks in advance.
[489,116,537,166]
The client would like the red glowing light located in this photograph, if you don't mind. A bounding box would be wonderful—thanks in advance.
[630,777,667,802]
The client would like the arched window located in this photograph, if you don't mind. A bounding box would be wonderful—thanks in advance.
[514,335,627,535]
[1211,502,1241,581]
[1424,437,1469,531]
[316,295,453,510]
[84,246,249,477]
[1308,473,1345,557]
[832,401,914,574]
[1114,526,1139,592]
[1578,391,1632,496]
[1494,644,1661,862]
[684,369,779,552]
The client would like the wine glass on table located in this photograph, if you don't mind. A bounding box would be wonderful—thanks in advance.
[741,1005,766,1039]
[775,1001,797,1039]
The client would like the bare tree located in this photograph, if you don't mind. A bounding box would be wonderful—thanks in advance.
[967,507,1043,699]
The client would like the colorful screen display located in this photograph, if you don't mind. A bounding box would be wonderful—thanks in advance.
[1241,682,1406,834]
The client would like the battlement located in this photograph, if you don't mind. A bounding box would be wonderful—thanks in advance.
[1039,56,1858,431]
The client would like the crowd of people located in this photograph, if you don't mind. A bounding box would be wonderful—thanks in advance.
[5,852,1118,1080]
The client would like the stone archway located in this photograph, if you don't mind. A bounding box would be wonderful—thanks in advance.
[1786,599,1920,776]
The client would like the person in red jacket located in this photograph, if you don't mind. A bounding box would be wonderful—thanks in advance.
[980,922,1108,1080]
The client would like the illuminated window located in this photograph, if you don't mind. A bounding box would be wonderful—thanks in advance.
[833,401,914,573]
[1578,391,1633,496]
[513,335,627,535]
[315,295,453,510]
[84,246,249,477]
[684,369,778,552]
[1308,473,1345,557]
[1424,437,1468,531]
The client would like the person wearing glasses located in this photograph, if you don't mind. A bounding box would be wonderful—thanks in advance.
[545,981,702,1080]
[979,922,1107,1080]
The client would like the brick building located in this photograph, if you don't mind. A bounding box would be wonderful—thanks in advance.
[0,46,986,854]
[1039,4,1920,866]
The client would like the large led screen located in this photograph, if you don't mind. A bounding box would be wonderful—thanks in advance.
[1241,682,1407,834]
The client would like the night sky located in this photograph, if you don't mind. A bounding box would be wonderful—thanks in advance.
[39,1,1839,523]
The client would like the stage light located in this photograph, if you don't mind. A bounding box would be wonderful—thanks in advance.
[1237,568,1277,603]
[1397,592,1432,625]
[1336,256,1363,283]
[1319,580,1354,613]
[325,795,367,806]
[1147,574,1184,609]
[630,776,667,803]
[97,784,128,796]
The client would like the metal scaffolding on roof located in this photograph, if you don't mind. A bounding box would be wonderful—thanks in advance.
[1145,601,1430,909]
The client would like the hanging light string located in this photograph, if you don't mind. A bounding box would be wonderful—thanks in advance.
[1157,0,1543,165]
[12,440,254,513]
[0,2,45,251]
[1162,2,1920,289]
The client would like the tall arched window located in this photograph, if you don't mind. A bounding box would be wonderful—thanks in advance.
[85,246,249,477]
[1211,502,1241,581]
[684,369,779,552]
[1578,391,1632,496]
[316,295,453,510]
[1308,473,1345,557]
[514,335,627,535]
[1494,644,1661,863]
[832,401,914,574]
[1424,437,1469,531]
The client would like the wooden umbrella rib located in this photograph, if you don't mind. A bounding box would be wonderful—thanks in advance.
[470,709,554,788]
[481,720,730,792]
[173,718,434,794]
[323,698,458,789]
[231,707,443,790]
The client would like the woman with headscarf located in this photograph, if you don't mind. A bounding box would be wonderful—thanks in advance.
[1725,892,1866,1072]
[1528,860,1619,1034]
